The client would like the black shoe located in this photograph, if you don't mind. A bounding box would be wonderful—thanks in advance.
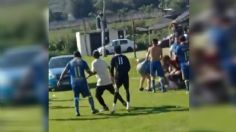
[110,110,115,115]
[76,113,80,116]
[139,87,144,91]
[103,106,109,111]
[92,109,99,114]
[122,102,127,107]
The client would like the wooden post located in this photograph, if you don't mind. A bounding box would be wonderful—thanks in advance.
[132,19,137,58]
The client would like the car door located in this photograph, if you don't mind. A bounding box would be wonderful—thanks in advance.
[120,39,128,52]
[111,40,119,53]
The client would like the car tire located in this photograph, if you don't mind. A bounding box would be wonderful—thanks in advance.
[105,50,110,55]
[127,47,133,52]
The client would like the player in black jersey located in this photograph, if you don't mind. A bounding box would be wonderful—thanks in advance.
[110,46,131,114]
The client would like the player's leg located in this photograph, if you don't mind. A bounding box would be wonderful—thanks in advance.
[72,84,80,116]
[182,66,189,92]
[80,80,98,114]
[106,84,126,107]
[146,74,151,91]
[157,61,167,92]
[111,81,122,114]
[95,86,109,111]
[139,75,145,91]
[123,77,130,111]
[150,61,157,92]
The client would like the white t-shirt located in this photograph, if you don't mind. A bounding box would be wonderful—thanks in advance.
[91,59,112,86]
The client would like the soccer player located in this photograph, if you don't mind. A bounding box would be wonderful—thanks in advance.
[110,46,131,113]
[146,39,166,93]
[175,36,190,91]
[57,51,98,116]
[90,50,126,111]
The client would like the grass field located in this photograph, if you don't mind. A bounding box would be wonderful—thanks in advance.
[49,51,189,132]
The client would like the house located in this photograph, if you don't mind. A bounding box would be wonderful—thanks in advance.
[76,29,126,56]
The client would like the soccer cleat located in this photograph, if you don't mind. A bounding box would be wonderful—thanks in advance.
[139,87,144,91]
[103,106,109,111]
[110,110,115,114]
[76,113,80,116]
[92,109,99,114]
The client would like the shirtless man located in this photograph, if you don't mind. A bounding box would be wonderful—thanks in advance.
[146,39,166,93]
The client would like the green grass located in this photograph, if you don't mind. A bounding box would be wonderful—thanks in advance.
[49,52,189,132]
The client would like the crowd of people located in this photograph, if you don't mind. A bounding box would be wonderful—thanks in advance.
[137,22,189,93]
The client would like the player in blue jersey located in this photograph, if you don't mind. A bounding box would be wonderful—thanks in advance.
[57,51,98,116]
[175,36,190,91]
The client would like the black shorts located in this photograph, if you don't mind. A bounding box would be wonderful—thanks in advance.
[96,84,115,96]
[115,76,129,90]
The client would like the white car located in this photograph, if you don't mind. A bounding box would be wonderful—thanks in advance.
[97,39,137,55]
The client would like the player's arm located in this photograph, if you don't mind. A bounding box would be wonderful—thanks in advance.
[84,61,95,77]
[57,64,69,87]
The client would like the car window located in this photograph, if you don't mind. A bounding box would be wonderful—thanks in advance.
[120,40,128,45]
[49,57,73,69]
[112,41,119,46]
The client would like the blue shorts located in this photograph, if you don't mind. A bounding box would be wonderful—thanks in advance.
[150,61,164,77]
[180,64,189,80]
[71,78,91,98]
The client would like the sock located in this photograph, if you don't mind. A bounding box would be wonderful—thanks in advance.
[126,102,130,110]
[88,97,95,111]
[152,80,156,91]
[74,97,79,114]
[112,103,116,111]
[160,78,165,91]
[185,80,189,91]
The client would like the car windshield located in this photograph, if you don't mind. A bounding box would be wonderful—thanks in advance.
[49,57,73,69]
[0,50,40,68]
[112,41,119,46]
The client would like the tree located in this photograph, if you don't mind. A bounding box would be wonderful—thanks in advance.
[69,0,94,18]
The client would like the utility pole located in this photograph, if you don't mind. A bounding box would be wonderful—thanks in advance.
[101,0,106,57]
[132,19,137,58]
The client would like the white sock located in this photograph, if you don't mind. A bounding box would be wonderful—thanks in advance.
[112,103,116,111]
[126,102,129,110]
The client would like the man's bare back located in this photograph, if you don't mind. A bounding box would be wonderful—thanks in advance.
[148,45,162,61]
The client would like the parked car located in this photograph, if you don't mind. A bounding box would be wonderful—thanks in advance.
[97,39,137,55]
[0,46,42,104]
[48,55,73,90]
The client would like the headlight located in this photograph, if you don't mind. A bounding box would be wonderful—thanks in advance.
[49,71,56,80]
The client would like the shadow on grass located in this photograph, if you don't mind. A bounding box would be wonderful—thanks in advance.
[50,105,88,109]
[50,117,109,121]
[50,105,188,121]
[50,99,73,102]
[110,105,189,117]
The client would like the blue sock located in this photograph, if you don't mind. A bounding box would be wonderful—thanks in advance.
[88,97,95,111]
[74,98,79,114]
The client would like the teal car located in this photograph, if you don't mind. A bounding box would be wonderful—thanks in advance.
[48,55,73,90]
